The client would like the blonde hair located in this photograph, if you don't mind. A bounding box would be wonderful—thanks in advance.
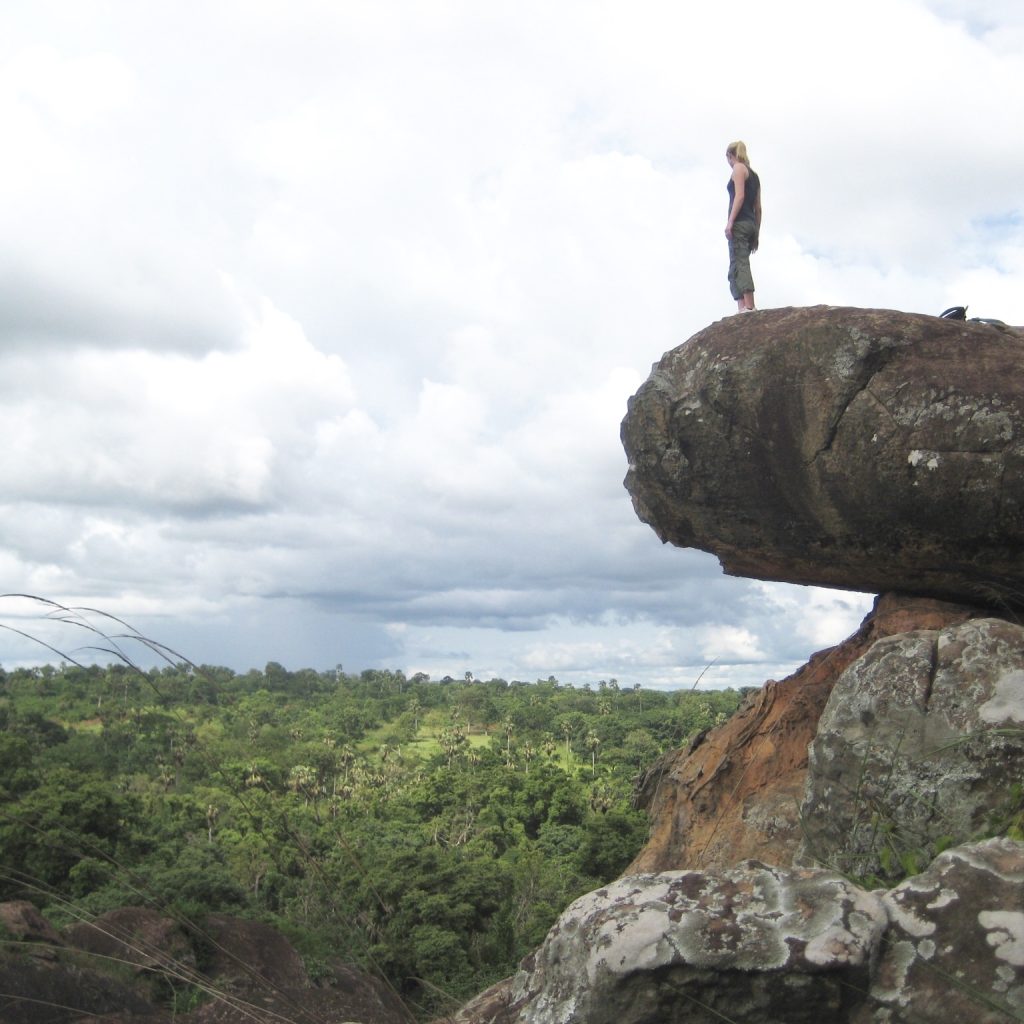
[726,140,750,166]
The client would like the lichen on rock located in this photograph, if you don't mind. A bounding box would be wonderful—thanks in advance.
[507,863,888,1024]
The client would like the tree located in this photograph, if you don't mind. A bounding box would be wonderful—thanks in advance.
[439,724,468,767]
[555,712,587,765]
[586,732,601,776]
[0,768,139,898]
[622,729,661,771]
[221,828,274,900]
[206,804,219,843]
[338,744,357,785]
[576,810,648,879]
[559,720,574,764]
[502,715,515,758]
[408,694,423,732]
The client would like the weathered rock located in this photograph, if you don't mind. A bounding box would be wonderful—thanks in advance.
[65,906,196,981]
[501,862,889,1024]
[621,306,1024,607]
[448,976,518,1024]
[857,838,1024,1023]
[798,617,1024,881]
[0,905,410,1024]
[0,955,162,1023]
[187,958,412,1024]
[0,899,63,949]
[198,913,309,992]
[629,593,987,874]
[454,841,1024,1024]
[185,916,410,1023]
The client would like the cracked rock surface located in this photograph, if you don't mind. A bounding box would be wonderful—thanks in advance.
[797,617,1024,881]
[506,862,889,1024]
[856,838,1024,1023]
[462,841,1024,1024]
[620,306,1024,607]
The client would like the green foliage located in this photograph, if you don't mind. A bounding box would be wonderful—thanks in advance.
[0,657,744,1018]
[576,810,649,879]
[0,766,141,897]
[147,843,250,911]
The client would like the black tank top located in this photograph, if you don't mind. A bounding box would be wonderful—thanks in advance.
[727,168,760,223]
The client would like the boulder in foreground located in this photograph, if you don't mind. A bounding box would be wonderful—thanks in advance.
[454,839,1024,1024]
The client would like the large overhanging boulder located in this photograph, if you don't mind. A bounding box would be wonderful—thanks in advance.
[621,306,1024,607]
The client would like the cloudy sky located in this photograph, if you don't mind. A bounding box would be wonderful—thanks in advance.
[1,0,1022,688]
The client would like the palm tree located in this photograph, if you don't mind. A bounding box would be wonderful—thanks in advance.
[338,744,356,785]
[586,732,601,776]
[502,714,515,758]
[589,781,614,814]
[560,720,574,765]
[288,764,318,804]
[206,804,219,843]
[408,694,423,733]
[440,724,467,767]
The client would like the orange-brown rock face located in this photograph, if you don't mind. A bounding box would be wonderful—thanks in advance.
[627,593,988,874]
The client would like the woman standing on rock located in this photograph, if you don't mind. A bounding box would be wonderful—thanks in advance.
[725,140,761,312]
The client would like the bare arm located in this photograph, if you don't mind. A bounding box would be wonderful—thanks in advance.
[725,164,747,239]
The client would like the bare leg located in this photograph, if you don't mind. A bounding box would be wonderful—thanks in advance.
[742,292,755,310]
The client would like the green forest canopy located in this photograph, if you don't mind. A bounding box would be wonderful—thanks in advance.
[0,660,749,1018]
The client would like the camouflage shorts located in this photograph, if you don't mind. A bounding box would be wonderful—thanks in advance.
[728,220,757,299]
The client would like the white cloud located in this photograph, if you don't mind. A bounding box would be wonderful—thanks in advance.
[0,0,1019,685]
